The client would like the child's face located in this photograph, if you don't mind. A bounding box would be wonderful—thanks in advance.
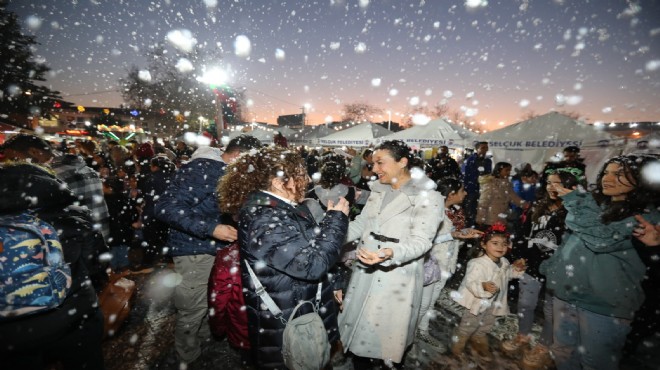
[482,235,510,261]
[446,186,467,205]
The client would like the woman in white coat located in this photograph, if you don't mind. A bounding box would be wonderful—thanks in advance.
[337,140,444,367]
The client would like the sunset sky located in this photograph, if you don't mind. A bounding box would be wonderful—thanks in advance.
[8,0,660,131]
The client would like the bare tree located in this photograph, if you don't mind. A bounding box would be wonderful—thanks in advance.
[120,45,247,134]
[341,102,383,122]
[430,103,449,119]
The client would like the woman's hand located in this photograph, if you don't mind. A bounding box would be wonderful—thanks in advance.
[333,290,344,312]
[452,228,484,239]
[357,247,393,265]
[553,183,576,197]
[482,281,499,294]
[633,215,660,247]
[327,197,350,216]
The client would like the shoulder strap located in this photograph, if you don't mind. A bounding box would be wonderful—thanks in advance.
[243,260,283,319]
[243,260,323,320]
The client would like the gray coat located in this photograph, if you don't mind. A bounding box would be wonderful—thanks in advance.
[338,174,444,363]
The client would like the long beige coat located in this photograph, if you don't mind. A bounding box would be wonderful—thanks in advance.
[476,175,526,226]
[338,175,443,363]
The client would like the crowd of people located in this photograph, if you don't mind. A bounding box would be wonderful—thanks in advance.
[0,133,658,370]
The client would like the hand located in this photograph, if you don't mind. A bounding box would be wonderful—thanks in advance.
[452,228,484,239]
[512,258,527,272]
[334,290,344,312]
[357,247,393,265]
[633,215,660,247]
[553,184,576,197]
[327,197,350,216]
[212,224,238,242]
[482,281,499,294]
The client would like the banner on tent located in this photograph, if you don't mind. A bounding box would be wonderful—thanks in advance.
[318,139,371,146]
[475,139,590,149]
[375,138,459,146]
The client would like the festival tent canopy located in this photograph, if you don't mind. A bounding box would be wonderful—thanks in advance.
[376,118,470,148]
[474,112,623,183]
[623,131,660,156]
[317,122,393,147]
[228,127,278,144]
[288,124,337,145]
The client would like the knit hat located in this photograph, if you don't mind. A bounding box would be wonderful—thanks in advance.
[135,142,155,160]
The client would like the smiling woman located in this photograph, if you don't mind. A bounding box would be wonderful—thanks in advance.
[338,140,444,367]
[540,154,660,370]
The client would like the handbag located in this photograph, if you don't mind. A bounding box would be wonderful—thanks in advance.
[244,261,330,370]
[98,272,136,338]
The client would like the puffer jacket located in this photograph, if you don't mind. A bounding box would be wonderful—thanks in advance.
[155,147,229,256]
[476,175,526,226]
[239,191,348,369]
[0,163,107,351]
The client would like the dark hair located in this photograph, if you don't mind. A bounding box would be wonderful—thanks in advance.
[319,156,347,188]
[2,134,53,155]
[520,168,536,179]
[593,155,659,224]
[374,140,413,169]
[225,135,262,153]
[436,177,463,197]
[563,146,580,154]
[492,162,512,178]
[361,149,373,159]
[150,156,176,174]
[474,141,488,149]
[471,223,511,258]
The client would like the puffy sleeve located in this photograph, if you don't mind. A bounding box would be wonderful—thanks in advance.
[155,162,221,238]
[561,191,658,253]
[243,207,349,281]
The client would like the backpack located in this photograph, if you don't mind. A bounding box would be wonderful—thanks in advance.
[0,212,72,319]
[282,300,331,370]
[244,261,330,370]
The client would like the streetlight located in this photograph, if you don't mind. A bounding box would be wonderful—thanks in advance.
[197,66,228,141]
[387,110,392,131]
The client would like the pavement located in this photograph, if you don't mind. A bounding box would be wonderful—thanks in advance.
[101,266,659,370]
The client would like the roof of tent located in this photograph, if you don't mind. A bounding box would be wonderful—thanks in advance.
[623,131,660,155]
[317,122,393,147]
[476,112,618,147]
[475,112,624,183]
[288,125,335,145]
[377,118,470,147]
[228,127,277,143]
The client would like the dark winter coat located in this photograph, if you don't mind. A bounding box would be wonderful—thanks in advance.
[155,147,229,256]
[511,205,567,280]
[239,191,348,369]
[141,169,175,249]
[462,154,492,195]
[0,163,107,352]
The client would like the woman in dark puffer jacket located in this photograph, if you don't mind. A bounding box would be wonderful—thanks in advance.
[217,146,349,369]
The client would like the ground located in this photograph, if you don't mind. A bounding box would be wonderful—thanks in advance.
[101,265,659,370]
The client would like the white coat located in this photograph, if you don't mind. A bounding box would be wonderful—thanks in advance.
[451,254,523,316]
[338,175,443,363]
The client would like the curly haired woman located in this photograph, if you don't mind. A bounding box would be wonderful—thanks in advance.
[217,146,349,369]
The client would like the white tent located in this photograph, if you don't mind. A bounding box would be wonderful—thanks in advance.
[475,112,623,183]
[228,127,277,144]
[376,118,470,148]
[623,131,660,156]
[317,123,392,147]
[289,125,335,145]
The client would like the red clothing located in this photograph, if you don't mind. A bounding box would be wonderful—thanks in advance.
[207,243,250,349]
